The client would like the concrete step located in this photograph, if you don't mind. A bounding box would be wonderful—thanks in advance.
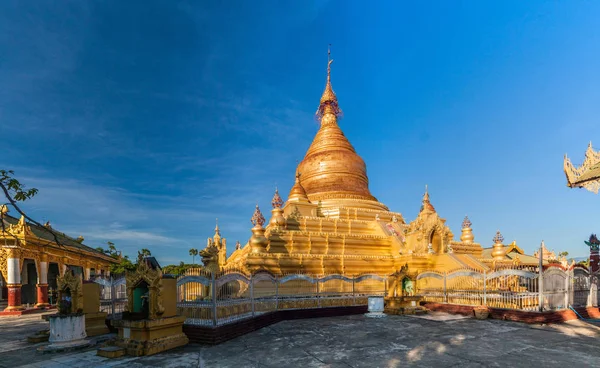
[97,346,126,358]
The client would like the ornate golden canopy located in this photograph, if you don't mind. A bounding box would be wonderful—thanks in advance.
[564,142,600,194]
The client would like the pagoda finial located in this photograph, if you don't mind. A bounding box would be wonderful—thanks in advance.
[462,216,472,229]
[316,45,342,120]
[251,204,266,228]
[271,188,284,209]
[460,215,475,243]
[327,44,332,83]
[214,218,220,235]
[420,185,435,212]
[493,230,504,244]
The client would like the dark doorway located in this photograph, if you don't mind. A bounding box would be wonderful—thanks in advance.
[21,259,38,305]
[48,263,60,305]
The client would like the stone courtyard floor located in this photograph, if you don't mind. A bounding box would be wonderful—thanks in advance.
[1,311,600,367]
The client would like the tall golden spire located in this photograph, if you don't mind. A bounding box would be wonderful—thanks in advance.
[316,45,342,119]
[420,185,435,213]
[295,47,377,203]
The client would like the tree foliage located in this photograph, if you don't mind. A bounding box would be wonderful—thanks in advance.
[162,262,201,276]
[0,169,64,246]
[0,170,38,201]
[189,248,198,265]
[94,241,150,275]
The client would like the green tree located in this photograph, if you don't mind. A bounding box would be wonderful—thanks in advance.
[189,248,198,265]
[558,251,569,258]
[139,248,151,258]
[0,170,63,245]
[95,242,137,275]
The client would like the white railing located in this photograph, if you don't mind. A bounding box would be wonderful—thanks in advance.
[175,271,387,326]
[416,265,600,312]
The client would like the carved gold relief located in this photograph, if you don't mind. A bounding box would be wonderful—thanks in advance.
[57,271,84,313]
[125,258,165,320]
[0,248,7,281]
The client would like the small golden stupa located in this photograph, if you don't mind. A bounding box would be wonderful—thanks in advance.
[205,49,541,275]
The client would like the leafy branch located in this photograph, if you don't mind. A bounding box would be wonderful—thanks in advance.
[0,169,63,247]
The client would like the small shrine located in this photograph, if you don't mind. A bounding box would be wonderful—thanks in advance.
[103,255,188,357]
[38,271,91,352]
[384,264,428,315]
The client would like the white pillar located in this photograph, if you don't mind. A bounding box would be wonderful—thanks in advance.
[84,268,91,280]
[7,257,21,284]
[39,261,48,284]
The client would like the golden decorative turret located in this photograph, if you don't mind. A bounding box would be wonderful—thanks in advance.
[460,216,474,243]
[295,47,381,207]
[249,205,267,253]
[491,230,506,260]
[420,185,436,213]
[269,188,286,228]
[287,171,310,203]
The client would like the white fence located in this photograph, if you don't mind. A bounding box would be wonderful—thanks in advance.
[416,265,599,311]
[176,269,387,327]
[92,276,127,318]
[89,265,600,325]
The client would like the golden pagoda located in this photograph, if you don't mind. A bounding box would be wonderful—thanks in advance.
[206,50,542,276]
[564,142,600,194]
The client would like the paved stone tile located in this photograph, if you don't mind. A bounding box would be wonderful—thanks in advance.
[3,312,600,367]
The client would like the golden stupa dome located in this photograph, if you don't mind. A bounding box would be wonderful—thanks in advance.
[295,50,377,203]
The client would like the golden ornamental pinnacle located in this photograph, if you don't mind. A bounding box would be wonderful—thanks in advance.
[250,204,266,227]
[271,188,283,209]
[420,185,435,212]
[493,230,504,244]
[315,44,342,119]
[462,216,472,229]
[214,218,220,235]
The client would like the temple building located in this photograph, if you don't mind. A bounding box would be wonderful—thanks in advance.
[201,52,546,276]
[0,206,116,313]
[564,142,600,194]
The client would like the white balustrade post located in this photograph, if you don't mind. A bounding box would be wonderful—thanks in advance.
[538,242,544,312]
[250,275,255,317]
[110,277,116,316]
[275,276,279,311]
[211,272,218,327]
[352,277,356,305]
[316,278,321,308]
[443,272,447,303]
[483,270,487,306]
[565,269,571,308]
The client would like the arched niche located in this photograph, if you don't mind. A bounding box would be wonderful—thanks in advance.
[131,280,150,319]
[429,229,444,254]
[56,271,83,314]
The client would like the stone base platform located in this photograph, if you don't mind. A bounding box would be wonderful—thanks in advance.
[27,329,50,343]
[85,311,109,337]
[37,339,93,354]
[97,346,127,358]
[111,315,189,356]
[0,306,56,317]
[384,296,428,316]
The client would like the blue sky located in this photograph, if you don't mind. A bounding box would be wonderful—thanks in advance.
[1,1,599,265]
